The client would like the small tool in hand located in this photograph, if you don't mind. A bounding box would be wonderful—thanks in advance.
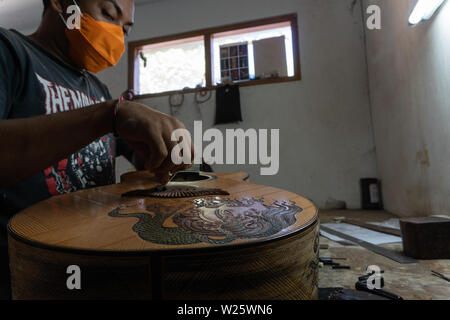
[121,171,230,198]
[161,171,176,187]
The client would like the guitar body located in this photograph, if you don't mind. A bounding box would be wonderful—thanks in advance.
[7,171,319,300]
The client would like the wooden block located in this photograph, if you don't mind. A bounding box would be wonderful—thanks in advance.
[400,217,450,259]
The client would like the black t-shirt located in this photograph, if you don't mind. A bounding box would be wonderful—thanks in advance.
[0,28,115,247]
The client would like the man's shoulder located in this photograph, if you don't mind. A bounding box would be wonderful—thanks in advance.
[0,28,30,60]
[0,28,25,47]
[0,28,111,100]
[0,27,16,39]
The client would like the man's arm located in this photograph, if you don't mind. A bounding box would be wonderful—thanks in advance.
[0,100,193,187]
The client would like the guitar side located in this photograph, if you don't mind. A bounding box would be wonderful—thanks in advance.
[8,171,319,300]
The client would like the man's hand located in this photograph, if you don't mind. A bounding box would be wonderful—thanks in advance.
[116,101,194,184]
[0,99,193,187]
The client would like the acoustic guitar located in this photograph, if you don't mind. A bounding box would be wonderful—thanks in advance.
[7,171,319,300]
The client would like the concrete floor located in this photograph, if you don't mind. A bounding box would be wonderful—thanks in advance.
[318,210,450,300]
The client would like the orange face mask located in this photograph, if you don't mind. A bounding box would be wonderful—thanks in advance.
[62,7,125,73]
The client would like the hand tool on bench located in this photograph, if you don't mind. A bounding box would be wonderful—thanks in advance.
[319,258,351,269]
[342,218,402,237]
[320,225,417,264]
[355,272,403,300]
[431,270,450,282]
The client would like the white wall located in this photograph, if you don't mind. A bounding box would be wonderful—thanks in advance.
[98,0,378,209]
[364,0,450,217]
[0,0,42,34]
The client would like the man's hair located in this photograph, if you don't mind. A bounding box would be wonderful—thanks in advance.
[43,0,51,13]
[43,0,50,10]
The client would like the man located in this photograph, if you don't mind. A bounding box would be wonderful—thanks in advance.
[0,0,192,298]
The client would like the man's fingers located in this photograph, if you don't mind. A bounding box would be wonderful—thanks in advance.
[119,102,194,179]
[154,132,195,183]
[146,135,168,170]
[153,156,185,184]
[155,171,171,185]
[126,140,150,160]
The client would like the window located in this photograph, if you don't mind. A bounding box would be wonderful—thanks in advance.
[129,14,301,98]
[138,36,206,95]
[212,21,296,85]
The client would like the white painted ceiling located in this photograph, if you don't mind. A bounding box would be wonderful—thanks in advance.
[0,0,165,33]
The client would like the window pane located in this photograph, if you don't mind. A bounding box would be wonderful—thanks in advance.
[138,37,206,95]
[212,24,295,85]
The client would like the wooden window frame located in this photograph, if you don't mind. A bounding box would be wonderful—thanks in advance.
[128,13,301,99]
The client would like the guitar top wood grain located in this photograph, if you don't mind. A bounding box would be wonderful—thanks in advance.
[8,171,318,253]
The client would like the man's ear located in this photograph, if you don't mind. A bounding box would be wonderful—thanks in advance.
[49,0,66,14]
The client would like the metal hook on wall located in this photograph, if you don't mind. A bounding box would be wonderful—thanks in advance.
[194,85,212,104]
[139,51,148,68]
[169,92,185,116]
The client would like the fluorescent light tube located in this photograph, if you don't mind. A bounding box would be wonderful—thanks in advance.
[409,0,446,25]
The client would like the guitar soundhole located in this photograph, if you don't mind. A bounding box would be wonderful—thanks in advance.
[171,171,214,182]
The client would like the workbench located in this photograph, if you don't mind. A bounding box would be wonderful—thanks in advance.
[318,210,450,300]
